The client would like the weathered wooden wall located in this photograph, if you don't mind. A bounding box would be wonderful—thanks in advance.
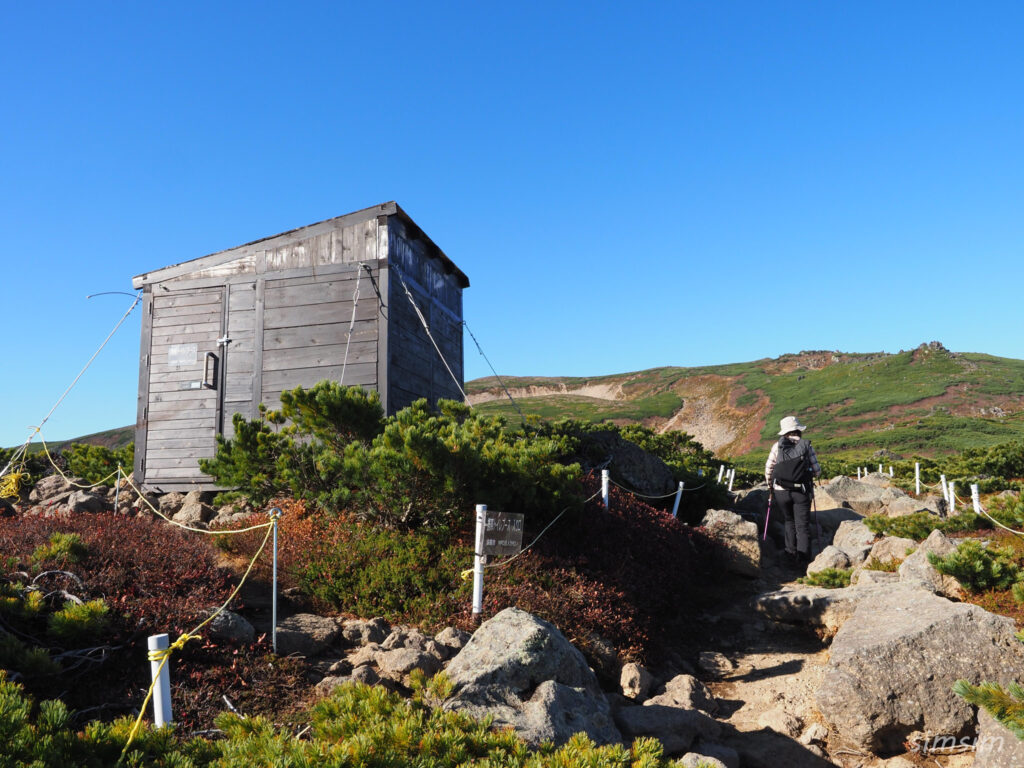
[134,203,465,491]
[386,216,464,412]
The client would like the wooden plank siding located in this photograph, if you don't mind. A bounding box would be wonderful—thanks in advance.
[133,203,466,492]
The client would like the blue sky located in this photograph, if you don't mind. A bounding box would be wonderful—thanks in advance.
[2,2,1023,447]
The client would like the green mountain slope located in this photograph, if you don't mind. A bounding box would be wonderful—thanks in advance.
[467,343,1024,460]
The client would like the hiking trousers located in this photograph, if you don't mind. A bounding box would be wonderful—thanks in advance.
[775,488,812,560]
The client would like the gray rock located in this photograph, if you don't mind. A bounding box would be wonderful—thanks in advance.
[755,584,873,638]
[696,651,734,679]
[898,529,962,599]
[732,485,770,516]
[678,754,728,768]
[645,674,717,715]
[29,475,73,503]
[620,662,655,700]
[158,491,186,517]
[434,626,471,652]
[173,496,215,525]
[687,743,739,768]
[832,519,876,564]
[341,617,390,646]
[614,705,720,755]
[975,706,1024,767]
[866,535,916,564]
[67,490,107,513]
[822,476,888,515]
[816,584,1024,752]
[849,569,898,587]
[806,545,851,575]
[376,647,442,680]
[275,613,341,657]
[347,642,383,668]
[757,707,802,737]
[799,722,828,745]
[586,431,675,497]
[207,609,255,645]
[701,509,761,577]
[443,607,620,746]
[315,675,349,696]
[350,664,381,686]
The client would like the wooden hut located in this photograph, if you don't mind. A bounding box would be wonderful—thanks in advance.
[132,202,469,492]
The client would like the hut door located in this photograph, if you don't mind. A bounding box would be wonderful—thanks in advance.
[143,286,227,487]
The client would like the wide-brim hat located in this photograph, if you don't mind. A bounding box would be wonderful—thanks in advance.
[778,415,807,435]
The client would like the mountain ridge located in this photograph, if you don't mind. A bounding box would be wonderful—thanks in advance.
[467,342,1024,459]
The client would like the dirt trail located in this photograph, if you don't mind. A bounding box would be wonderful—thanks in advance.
[694,556,975,768]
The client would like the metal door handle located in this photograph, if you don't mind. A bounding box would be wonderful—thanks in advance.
[203,352,219,389]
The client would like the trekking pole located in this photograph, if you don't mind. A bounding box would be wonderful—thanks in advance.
[763,487,773,541]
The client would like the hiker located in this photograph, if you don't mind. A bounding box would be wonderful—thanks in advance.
[765,415,821,565]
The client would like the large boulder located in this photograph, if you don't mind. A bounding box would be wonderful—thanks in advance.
[755,584,877,638]
[443,607,621,746]
[806,545,851,575]
[645,674,718,715]
[29,475,74,503]
[586,431,675,497]
[173,491,215,525]
[67,490,107,514]
[865,535,916,565]
[975,707,1024,767]
[701,509,761,577]
[897,529,962,599]
[822,476,889,515]
[275,613,341,657]
[816,584,1024,752]
[832,519,876,564]
[613,705,720,755]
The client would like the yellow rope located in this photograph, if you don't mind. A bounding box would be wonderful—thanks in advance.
[118,519,276,763]
[39,435,120,489]
[121,469,275,536]
[0,470,26,500]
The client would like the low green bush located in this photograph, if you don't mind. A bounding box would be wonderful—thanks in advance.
[863,512,987,541]
[864,556,902,572]
[47,599,111,646]
[0,673,683,768]
[31,532,88,565]
[928,539,1020,593]
[798,568,852,588]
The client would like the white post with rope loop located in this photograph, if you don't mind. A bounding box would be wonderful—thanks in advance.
[671,481,684,518]
[889,466,894,478]
[949,481,956,514]
[727,468,735,492]
[857,467,861,479]
[971,484,981,515]
[270,507,282,654]
[940,475,948,504]
[472,505,486,617]
[915,463,920,496]
[148,633,173,727]
[601,470,610,509]
[717,465,725,484]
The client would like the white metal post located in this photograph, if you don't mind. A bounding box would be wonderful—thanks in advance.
[915,462,920,496]
[949,481,956,514]
[889,466,894,478]
[727,468,735,492]
[270,508,281,654]
[472,504,487,616]
[878,463,883,475]
[717,465,725,483]
[671,481,684,518]
[114,465,121,513]
[971,484,981,515]
[940,474,948,503]
[148,633,173,727]
[601,469,610,509]
[857,466,861,479]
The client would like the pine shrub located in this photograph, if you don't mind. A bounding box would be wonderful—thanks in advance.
[47,599,111,645]
[62,442,134,485]
[928,539,1020,593]
[31,532,88,565]
[799,568,852,588]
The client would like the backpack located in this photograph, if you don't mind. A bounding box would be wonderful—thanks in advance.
[773,438,813,491]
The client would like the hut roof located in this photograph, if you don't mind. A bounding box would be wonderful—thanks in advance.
[132,201,469,289]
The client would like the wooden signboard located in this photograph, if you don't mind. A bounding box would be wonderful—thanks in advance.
[482,511,525,556]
